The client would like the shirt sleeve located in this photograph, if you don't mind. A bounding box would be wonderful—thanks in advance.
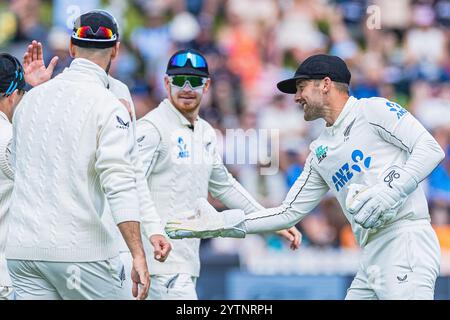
[208,136,264,214]
[362,97,445,183]
[241,153,330,234]
[96,101,140,226]
[131,113,164,238]
[136,119,162,179]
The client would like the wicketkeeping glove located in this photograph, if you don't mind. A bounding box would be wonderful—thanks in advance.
[165,198,246,239]
[345,165,418,229]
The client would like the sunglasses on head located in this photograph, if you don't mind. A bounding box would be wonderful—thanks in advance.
[169,52,207,69]
[169,75,207,89]
[72,26,117,41]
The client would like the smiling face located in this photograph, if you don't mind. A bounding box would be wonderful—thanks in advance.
[294,79,327,121]
[164,75,210,114]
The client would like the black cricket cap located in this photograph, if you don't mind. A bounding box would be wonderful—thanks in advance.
[166,49,209,77]
[277,54,351,94]
[0,53,26,97]
[71,10,119,49]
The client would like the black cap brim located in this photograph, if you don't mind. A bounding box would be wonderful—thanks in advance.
[276,75,311,94]
[167,67,209,77]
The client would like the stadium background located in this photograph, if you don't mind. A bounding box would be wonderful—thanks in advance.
[1,0,450,299]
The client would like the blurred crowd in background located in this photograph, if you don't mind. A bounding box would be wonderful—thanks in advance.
[1,0,450,254]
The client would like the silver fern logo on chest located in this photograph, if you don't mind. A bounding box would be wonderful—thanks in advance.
[343,118,356,142]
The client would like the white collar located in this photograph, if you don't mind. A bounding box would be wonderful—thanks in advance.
[325,96,357,135]
[162,98,198,128]
[67,58,110,89]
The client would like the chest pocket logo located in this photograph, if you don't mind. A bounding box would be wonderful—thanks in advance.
[332,149,372,192]
[177,137,190,159]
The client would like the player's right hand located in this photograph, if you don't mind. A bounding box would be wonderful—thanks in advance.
[23,40,59,87]
[149,234,172,262]
[130,255,150,300]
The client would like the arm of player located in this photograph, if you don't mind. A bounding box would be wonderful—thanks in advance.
[208,139,301,249]
[117,221,150,300]
[96,103,140,225]
[132,116,170,262]
[96,103,150,299]
[166,153,329,239]
[346,99,446,228]
[364,98,445,183]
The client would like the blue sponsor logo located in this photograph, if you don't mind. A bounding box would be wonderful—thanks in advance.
[177,137,190,159]
[332,149,372,192]
[386,101,407,120]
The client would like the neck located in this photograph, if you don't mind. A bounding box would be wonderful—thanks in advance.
[178,108,199,125]
[167,96,200,125]
[76,56,109,73]
[324,94,350,126]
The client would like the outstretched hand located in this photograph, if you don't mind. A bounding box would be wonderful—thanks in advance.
[23,40,59,87]
[276,227,302,250]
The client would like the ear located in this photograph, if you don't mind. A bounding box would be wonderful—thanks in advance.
[111,42,120,59]
[322,77,332,94]
[203,78,211,94]
[164,75,171,94]
[69,42,76,58]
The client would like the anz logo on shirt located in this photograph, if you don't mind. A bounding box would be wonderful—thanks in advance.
[332,149,372,192]
[386,101,407,120]
[177,137,190,159]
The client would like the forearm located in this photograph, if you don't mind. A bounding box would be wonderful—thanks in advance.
[118,221,146,258]
[134,153,165,238]
[214,177,264,214]
[241,205,305,234]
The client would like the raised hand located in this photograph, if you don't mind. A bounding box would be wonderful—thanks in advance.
[23,40,59,87]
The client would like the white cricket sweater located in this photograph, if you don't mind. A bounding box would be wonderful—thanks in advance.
[0,111,13,285]
[242,96,445,247]
[137,99,264,276]
[5,58,142,262]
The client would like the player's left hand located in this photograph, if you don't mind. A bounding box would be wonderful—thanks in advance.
[149,234,172,262]
[276,227,302,250]
[346,166,417,229]
[23,40,59,87]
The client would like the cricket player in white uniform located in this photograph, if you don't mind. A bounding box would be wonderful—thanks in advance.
[166,54,446,300]
[0,48,59,300]
[5,11,170,300]
[135,49,302,300]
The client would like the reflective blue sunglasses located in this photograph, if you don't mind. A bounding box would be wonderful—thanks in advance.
[169,52,207,68]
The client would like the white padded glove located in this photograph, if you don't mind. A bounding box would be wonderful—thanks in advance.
[165,198,246,239]
[346,165,418,229]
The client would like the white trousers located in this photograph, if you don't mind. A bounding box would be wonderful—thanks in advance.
[346,219,441,300]
[148,274,198,300]
[7,256,127,300]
